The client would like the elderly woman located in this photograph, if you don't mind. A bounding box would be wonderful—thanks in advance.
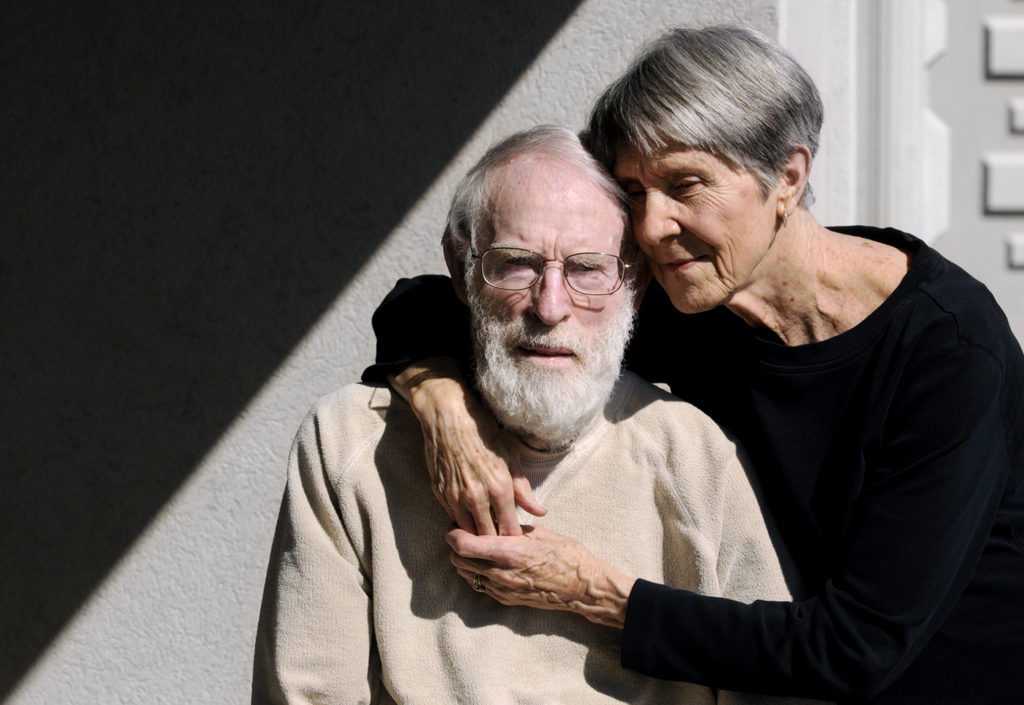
[363,26,1024,704]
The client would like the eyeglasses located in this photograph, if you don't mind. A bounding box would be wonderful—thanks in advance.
[471,246,630,296]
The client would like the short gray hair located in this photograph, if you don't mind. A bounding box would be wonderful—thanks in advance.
[585,25,823,206]
[444,125,636,269]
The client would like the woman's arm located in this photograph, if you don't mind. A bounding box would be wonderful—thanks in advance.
[364,275,545,535]
[621,343,1018,700]
[389,357,545,536]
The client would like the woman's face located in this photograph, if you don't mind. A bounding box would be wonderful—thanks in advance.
[614,148,782,315]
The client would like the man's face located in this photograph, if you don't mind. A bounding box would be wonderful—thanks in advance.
[467,155,634,450]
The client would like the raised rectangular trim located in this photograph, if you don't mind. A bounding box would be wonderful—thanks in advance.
[1011,97,1024,133]
[985,153,1024,213]
[986,16,1024,77]
[1008,233,1024,269]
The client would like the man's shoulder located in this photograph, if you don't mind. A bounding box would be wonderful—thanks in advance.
[297,382,420,475]
[310,381,397,417]
[614,371,729,435]
[303,382,400,433]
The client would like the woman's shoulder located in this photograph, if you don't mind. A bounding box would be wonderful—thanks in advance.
[833,226,1018,360]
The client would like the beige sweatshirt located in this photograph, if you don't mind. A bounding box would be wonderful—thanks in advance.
[252,372,826,705]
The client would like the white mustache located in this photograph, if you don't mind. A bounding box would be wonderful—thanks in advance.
[500,319,583,359]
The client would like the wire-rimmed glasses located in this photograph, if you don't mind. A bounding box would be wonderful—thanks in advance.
[472,246,630,295]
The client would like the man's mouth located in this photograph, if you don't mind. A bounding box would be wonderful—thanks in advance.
[518,343,575,357]
[516,343,577,366]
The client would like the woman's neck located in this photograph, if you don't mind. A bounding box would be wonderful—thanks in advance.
[725,215,911,346]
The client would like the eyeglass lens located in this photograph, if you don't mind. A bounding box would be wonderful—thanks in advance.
[481,248,623,294]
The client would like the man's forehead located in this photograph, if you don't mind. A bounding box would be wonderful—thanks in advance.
[487,157,625,249]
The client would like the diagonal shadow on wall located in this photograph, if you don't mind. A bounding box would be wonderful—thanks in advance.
[0,0,583,695]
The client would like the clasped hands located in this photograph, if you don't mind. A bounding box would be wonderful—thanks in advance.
[447,524,634,629]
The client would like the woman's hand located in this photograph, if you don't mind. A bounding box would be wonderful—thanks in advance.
[390,357,547,536]
[447,525,636,628]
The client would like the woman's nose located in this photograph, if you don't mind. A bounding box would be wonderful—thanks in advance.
[633,190,682,248]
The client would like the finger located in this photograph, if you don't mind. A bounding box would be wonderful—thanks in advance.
[446,527,501,560]
[451,559,482,580]
[429,483,457,524]
[511,475,547,518]
[490,492,523,537]
[464,490,498,536]
[449,502,479,535]
[449,551,488,576]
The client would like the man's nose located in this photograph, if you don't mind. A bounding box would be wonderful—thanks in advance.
[633,189,682,248]
[530,264,572,325]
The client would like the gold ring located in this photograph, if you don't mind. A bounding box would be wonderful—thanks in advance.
[472,574,485,592]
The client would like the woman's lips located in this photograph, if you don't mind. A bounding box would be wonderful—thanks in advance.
[663,255,709,273]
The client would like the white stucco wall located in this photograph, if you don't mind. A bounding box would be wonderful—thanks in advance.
[6,2,778,703]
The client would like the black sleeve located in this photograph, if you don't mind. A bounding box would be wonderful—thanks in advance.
[360,275,473,384]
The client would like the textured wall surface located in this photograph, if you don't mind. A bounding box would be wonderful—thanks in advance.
[1,1,777,703]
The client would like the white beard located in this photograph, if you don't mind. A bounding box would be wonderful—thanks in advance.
[469,290,635,450]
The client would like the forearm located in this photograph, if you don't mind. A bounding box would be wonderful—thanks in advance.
[389,356,471,420]
[572,557,636,629]
[388,356,537,535]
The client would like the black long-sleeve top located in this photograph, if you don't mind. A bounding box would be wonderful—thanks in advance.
[362,227,1024,704]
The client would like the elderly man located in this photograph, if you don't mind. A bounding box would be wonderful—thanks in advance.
[252,126,809,704]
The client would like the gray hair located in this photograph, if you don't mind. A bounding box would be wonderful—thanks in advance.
[444,125,637,271]
[584,25,823,206]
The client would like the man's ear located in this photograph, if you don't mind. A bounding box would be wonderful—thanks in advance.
[443,232,470,306]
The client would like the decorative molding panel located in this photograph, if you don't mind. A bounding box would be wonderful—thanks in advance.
[871,0,950,243]
[780,0,951,243]
[1011,97,1024,133]
[1008,233,1024,269]
[985,153,1024,213]
[986,16,1024,77]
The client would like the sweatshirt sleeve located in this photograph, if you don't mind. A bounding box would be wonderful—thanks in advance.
[622,343,1015,702]
[252,405,380,705]
[360,274,473,384]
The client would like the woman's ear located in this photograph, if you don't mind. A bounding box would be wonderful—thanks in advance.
[780,144,812,210]
[443,231,471,306]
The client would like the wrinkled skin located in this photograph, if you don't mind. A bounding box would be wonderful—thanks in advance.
[447,524,634,627]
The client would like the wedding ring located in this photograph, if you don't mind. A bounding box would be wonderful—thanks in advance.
[472,574,485,592]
